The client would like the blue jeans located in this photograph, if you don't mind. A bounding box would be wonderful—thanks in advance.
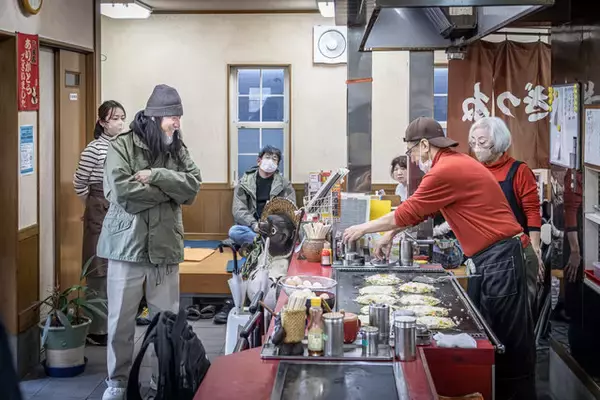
[228,225,257,246]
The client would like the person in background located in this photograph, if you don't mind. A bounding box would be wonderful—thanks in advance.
[468,116,544,310]
[343,117,536,400]
[98,85,202,400]
[73,100,126,346]
[0,319,22,400]
[229,145,296,246]
[391,155,408,201]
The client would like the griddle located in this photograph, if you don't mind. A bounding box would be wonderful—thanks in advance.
[333,267,488,339]
[270,361,400,400]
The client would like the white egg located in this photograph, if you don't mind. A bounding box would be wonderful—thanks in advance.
[303,280,312,288]
[319,293,330,300]
[312,282,323,289]
[285,278,298,287]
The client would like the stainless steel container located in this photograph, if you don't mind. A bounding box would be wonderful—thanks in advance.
[369,303,390,344]
[394,316,417,361]
[416,324,432,346]
[400,239,414,267]
[322,312,344,357]
[361,326,379,356]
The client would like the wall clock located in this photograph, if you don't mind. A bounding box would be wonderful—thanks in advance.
[21,0,43,15]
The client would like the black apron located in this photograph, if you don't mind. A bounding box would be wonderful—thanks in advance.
[82,183,109,278]
[499,161,529,235]
[467,237,536,400]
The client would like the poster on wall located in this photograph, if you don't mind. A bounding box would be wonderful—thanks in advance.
[584,106,600,169]
[549,83,581,169]
[19,125,35,175]
[17,32,40,111]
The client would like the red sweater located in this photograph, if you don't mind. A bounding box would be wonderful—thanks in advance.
[484,153,541,232]
[394,149,525,257]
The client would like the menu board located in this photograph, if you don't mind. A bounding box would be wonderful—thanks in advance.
[584,107,600,168]
[549,83,581,169]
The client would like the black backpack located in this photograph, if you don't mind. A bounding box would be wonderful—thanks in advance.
[127,309,211,400]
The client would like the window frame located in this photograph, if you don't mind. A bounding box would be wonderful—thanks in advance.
[228,65,291,185]
[433,65,448,131]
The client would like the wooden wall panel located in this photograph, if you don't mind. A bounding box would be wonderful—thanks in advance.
[183,182,398,240]
[17,226,40,332]
[0,36,20,334]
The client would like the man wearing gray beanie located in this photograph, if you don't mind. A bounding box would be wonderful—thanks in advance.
[98,84,202,400]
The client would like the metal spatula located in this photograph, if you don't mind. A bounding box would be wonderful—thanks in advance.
[412,274,481,284]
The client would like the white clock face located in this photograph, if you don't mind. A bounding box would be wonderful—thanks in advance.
[27,0,42,11]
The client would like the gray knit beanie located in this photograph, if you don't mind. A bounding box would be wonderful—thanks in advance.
[144,84,183,117]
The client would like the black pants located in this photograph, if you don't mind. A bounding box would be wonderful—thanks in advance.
[0,319,22,400]
[467,237,537,400]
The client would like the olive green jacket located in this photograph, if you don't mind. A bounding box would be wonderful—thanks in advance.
[97,131,202,265]
[232,166,296,228]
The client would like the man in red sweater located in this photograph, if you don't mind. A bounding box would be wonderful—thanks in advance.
[343,117,536,400]
[468,116,543,310]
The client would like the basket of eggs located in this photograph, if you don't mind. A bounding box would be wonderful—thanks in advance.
[279,275,337,310]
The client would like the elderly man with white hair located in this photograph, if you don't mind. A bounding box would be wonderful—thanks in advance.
[468,116,543,310]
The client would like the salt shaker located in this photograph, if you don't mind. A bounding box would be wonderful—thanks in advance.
[394,316,417,361]
[369,303,390,344]
[361,326,379,356]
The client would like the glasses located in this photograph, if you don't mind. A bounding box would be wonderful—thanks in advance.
[468,139,493,150]
[405,142,420,156]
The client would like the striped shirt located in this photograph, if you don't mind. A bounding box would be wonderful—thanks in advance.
[73,134,111,197]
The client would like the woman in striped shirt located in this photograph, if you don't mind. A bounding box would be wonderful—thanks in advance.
[73,100,126,345]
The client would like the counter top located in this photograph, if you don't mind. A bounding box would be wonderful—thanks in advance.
[194,257,493,400]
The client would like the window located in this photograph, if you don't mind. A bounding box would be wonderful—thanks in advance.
[434,66,448,133]
[229,67,290,183]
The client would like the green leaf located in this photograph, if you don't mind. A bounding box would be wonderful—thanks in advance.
[80,256,95,280]
[81,303,107,320]
[61,285,85,297]
[41,315,51,347]
[56,310,73,331]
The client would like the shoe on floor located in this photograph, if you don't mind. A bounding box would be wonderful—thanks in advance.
[102,387,126,400]
[214,300,234,325]
[136,306,151,326]
[86,333,108,346]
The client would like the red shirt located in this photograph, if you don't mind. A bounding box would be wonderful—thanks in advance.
[394,149,525,257]
[484,153,541,231]
[564,169,582,231]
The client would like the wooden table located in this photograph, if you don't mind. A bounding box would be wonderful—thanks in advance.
[180,251,232,296]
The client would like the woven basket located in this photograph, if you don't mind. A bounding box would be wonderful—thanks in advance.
[282,307,307,343]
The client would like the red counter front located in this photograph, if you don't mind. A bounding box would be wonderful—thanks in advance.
[194,257,494,400]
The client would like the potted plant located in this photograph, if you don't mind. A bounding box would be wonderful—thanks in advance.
[37,257,107,377]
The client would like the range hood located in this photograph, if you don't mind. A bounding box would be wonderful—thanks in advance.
[334,0,554,52]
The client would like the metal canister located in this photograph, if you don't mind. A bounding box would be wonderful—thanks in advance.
[369,303,390,344]
[361,326,379,356]
[400,239,414,267]
[416,323,432,346]
[322,312,344,357]
[394,316,417,361]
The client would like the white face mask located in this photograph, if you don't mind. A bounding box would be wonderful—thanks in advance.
[418,144,432,174]
[260,159,278,174]
[474,148,494,163]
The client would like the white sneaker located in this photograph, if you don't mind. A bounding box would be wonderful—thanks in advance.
[150,376,157,391]
[102,387,126,400]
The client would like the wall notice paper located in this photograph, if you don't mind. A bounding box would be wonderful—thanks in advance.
[549,84,580,168]
[584,108,600,168]
[19,125,35,175]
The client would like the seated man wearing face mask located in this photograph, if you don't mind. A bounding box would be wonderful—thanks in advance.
[342,117,536,400]
[229,146,296,246]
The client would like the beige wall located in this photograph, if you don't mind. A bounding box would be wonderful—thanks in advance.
[101,14,411,184]
[0,0,94,50]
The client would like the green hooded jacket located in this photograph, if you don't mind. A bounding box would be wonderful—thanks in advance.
[97,131,202,265]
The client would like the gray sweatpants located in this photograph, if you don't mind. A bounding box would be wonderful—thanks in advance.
[106,260,179,389]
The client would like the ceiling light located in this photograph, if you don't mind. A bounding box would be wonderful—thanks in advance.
[101,1,152,19]
[317,1,335,18]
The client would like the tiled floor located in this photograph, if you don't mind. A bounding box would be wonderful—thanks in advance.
[19,319,226,400]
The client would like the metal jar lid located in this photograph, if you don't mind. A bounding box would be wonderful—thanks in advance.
[394,316,417,328]
[370,303,389,310]
[393,310,416,319]
[361,326,379,334]
[323,312,344,320]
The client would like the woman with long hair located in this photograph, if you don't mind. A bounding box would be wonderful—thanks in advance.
[73,100,126,346]
[97,85,201,400]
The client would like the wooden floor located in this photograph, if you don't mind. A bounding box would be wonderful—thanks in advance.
[180,250,233,296]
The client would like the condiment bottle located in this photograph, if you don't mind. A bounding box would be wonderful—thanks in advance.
[321,242,332,266]
[307,297,324,356]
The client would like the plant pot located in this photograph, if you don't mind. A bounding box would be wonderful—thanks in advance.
[302,239,325,263]
[38,317,91,377]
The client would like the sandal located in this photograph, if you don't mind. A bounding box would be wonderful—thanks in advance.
[186,305,202,321]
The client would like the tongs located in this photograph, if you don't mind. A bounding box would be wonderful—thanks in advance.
[412,274,480,284]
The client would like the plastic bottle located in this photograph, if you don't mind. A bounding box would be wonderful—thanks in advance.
[321,242,332,266]
[307,297,324,356]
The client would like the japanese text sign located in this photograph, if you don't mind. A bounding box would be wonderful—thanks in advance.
[17,33,40,111]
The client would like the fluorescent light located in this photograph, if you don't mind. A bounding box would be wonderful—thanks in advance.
[318,1,335,18]
[101,2,151,19]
